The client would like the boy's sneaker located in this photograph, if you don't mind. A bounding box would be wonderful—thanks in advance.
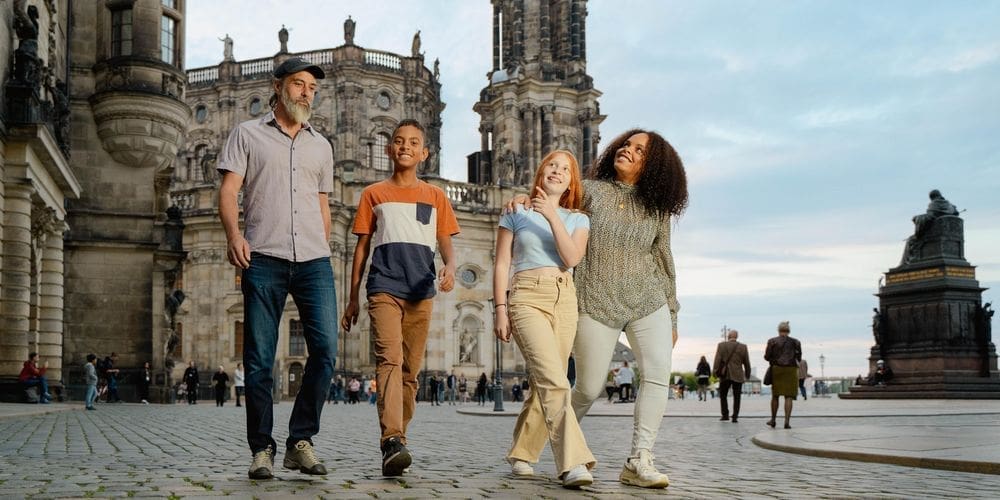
[619,450,669,488]
[381,437,411,477]
[561,464,593,489]
[510,459,534,476]
[248,445,274,480]
[283,440,327,475]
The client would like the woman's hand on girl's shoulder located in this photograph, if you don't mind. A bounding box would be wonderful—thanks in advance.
[503,194,531,214]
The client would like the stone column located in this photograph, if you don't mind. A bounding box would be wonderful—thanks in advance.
[0,182,35,376]
[37,218,67,385]
[492,3,501,71]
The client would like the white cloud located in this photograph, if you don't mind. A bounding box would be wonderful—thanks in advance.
[795,100,894,129]
[904,42,1000,76]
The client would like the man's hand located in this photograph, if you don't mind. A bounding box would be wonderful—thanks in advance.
[340,300,359,333]
[438,265,455,292]
[226,234,251,269]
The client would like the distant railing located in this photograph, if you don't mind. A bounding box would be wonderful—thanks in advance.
[241,58,273,77]
[443,182,493,210]
[300,49,334,66]
[188,67,218,84]
[364,50,402,71]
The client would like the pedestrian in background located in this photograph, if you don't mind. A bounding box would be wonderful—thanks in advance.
[84,354,99,411]
[103,353,122,403]
[713,329,751,423]
[695,356,711,401]
[234,362,245,407]
[183,361,199,405]
[429,375,440,405]
[458,374,469,403]
[476,373,488,406]
[765,321,802,429]
[798,358,810,400]
[19,352,51,404]
[213,365,230,407]
[138,361,152,405]
[348,377,361,404]
[446,371,457,405]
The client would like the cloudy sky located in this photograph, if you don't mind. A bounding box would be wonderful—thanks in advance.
[186,1,1000,378]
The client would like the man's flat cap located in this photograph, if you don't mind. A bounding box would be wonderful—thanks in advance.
[273,57,326,79]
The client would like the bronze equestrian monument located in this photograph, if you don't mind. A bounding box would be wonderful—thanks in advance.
[842,190,1000,399]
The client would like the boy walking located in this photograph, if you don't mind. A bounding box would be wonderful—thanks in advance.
[341,119,460,477]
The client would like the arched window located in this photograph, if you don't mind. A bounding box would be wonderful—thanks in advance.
[289,319,306,356]
[372,132,391,171]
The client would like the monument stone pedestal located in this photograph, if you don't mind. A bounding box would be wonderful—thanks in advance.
[842,207,1000,399]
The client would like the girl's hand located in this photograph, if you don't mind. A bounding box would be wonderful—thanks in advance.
[494,311,512,343]
[672,328,679,347]
[530,186,558,221]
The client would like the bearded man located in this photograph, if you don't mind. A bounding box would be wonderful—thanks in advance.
[218,57,337,480]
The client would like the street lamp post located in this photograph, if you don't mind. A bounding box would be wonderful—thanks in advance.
[487,297,505,411]
[819,354,826,378]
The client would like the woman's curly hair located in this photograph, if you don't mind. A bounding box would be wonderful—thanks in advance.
[588,129,688,219]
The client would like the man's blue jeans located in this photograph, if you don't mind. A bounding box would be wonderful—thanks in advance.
[242,253,337,454]
[23,377,50,400]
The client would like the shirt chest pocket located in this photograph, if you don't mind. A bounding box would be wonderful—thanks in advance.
[416,203,433,225]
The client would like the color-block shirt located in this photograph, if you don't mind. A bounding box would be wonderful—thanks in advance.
[499,205,590,273]
[352,180,460,301]
[575,179,680,329]
[217,111,334,262]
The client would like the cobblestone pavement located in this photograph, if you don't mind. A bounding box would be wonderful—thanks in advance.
[1,400,999,499]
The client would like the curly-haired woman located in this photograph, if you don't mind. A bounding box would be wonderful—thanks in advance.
[569,129,687,489]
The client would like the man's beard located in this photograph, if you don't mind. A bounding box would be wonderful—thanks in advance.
[280,89,312,124]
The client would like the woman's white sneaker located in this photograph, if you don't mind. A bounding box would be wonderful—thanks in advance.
[561,464,593,489]
[619,450,669,488]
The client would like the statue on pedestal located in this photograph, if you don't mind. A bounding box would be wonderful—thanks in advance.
[411,30,422,58]
[220,34,234,61]
[344,17,355,45]
[900,190,959,266]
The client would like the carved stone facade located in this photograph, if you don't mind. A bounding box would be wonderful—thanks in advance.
[2,1,601,402]
[1,0,187,401]
[470,0,604,187]
[172,21,525,398]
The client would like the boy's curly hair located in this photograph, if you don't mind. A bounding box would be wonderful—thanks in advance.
[587,129,688,219]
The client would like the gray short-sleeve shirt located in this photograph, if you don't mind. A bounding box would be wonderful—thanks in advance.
[217,111,334,262]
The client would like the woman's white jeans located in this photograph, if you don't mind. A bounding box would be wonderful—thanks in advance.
[571,304,673,455]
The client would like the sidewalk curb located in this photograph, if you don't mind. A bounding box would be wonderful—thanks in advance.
[752,429,1000,476]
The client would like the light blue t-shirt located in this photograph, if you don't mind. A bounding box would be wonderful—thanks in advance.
[499,205,590,273]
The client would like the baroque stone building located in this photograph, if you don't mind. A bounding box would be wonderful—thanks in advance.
[1,0,600,402]
[1,0,188,400]
[172,2,602,399]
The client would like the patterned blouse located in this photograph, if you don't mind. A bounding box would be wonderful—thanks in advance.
[575,179,680,329]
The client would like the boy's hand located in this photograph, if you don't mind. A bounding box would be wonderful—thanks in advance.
[494,312,511,343]
[503,194,531,214]
[438,266,455,292]
[341,300,359,332]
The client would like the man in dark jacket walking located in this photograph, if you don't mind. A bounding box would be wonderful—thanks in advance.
[712,329,751,423]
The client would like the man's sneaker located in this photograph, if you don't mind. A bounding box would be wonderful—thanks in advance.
[619,450,669,488]
[283,440,327,475]
[381,437,412,477]
[561,464,593,489]
[510,459,534,476]
[248,445,274,480]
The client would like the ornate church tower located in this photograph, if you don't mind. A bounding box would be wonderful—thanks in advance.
[470,0,604,186]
